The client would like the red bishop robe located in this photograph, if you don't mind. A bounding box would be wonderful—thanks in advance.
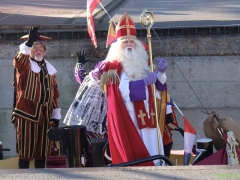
[101,60,155,166]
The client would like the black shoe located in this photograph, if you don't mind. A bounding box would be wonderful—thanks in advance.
[19,159,30,169]
[35,159,46,168]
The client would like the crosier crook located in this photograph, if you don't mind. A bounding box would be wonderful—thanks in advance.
[140,9,162,157]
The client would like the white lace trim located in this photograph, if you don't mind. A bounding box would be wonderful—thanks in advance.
[157,72,167,84]
[29,59,57,75]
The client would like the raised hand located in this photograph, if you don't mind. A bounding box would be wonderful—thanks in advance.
[156,58,168,73]
[76,50,89,65]
[25,26,39,47]
[75,50,89,76]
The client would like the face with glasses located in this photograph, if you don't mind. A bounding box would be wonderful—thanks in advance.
[30,42,46,62]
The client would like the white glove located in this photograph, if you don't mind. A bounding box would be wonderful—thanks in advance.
[52,108,61,119]
[157,72,167,84]
[166,105,173,114]
[155,90,161,99]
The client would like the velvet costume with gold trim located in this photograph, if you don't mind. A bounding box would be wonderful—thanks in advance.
[12,54,59,124]
[12,43,60,160]
[158,91,179,146]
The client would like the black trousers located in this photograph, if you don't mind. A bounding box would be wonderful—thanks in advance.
[19,158,46,169]
[164,142,173,158]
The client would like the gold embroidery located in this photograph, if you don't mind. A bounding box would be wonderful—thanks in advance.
[138,110,146,125]
[150,109,155,125]
[167,123,177,129]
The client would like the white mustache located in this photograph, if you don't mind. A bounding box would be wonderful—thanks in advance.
[125,47,133,51]
[35,54,43,61]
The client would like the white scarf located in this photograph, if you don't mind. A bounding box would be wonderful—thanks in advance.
[29,58,57,75]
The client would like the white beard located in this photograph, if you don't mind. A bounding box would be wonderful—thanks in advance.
[106,39,151,81]
[120,47,150,81]
[35,55,43,62]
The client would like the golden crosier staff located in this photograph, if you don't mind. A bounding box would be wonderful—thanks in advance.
[140,10,162,156]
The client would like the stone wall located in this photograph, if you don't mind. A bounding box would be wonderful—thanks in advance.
[1,34,240,157]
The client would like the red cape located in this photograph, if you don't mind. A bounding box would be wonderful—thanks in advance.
[105,61,154,166]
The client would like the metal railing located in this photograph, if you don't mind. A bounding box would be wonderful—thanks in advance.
[0,25,239,41]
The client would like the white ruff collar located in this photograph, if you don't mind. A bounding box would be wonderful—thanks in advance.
[30,58,57,75]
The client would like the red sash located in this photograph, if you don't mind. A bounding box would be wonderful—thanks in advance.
[133,85,156,129]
